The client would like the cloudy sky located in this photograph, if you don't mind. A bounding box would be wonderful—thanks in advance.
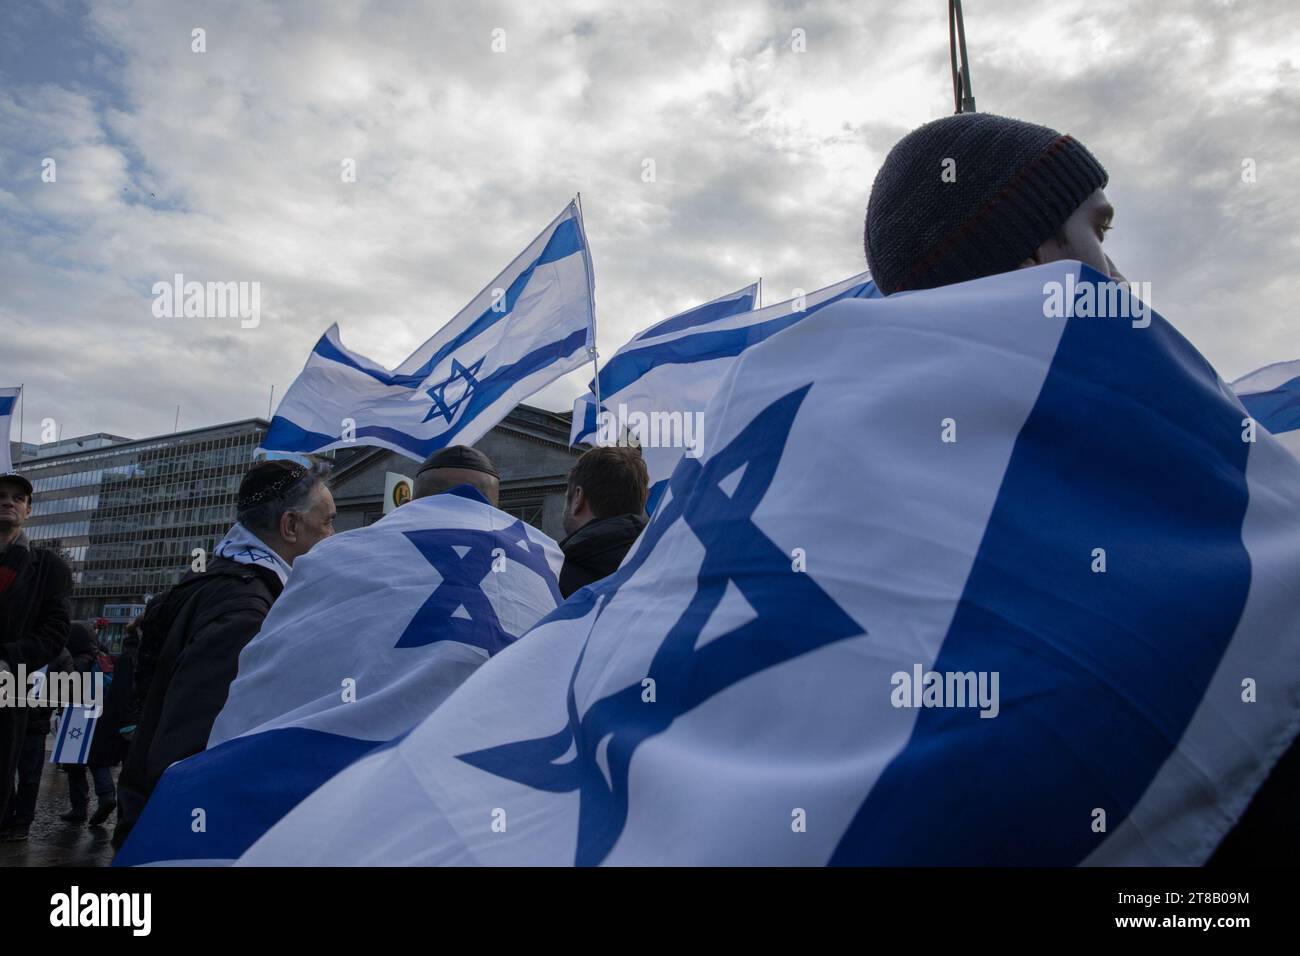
[1,0,1296,446]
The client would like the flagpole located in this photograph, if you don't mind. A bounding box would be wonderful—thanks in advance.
[576,192,602,426]
[17,382,24,464]
[949,0,977,113]
[757,277,763,309]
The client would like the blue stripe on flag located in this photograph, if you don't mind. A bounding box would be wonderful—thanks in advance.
[830,297,1253,865]
[314,217,585,390]
[595,282,874,398]
[114,728,384,865]
[645,478,668,517]
[637,289,757,340]
[1239,373,1300,435]
[264,327,589,457]
[0,397,15,416]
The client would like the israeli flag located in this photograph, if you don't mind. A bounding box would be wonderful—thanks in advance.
[571,274,878,513]
[51,704,98,765]
[0,385,20,473]
[238,262,1300,866]
[569,282,759,444]
[1232,359,1300,458]
[114,487,563,866]
[262,201,595,461]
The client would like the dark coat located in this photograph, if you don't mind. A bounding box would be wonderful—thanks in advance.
[89,631,138,767]
[0,535,72,823]
[558,513,648,598]
[0,536,72,671]
[113,556,283,847]
[66,620,98,672]
[23,646,73,737]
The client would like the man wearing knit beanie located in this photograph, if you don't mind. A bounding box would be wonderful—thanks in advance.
[864,113,1119,295]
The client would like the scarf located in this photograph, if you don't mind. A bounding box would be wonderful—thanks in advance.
[213,522,291,586]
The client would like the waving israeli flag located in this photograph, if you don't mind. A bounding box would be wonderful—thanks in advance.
[238,262,1300,867]
[114,487,562,866]
[571,274,877,513]
[263,201,595,461]
[569,282,759,443]
[0,385,20,473]
[1233,358,1300,458]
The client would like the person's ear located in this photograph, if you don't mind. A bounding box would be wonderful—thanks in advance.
[571,485,585,513]
[278,509,299,543]
[1018,246,1047,269]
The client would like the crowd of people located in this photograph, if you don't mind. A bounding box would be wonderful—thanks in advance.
[0,439,650,856]
[3,111,1295,865]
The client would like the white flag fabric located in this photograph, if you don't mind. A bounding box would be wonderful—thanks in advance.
[568,282,759,443]
[262,201,595,461]
[114,487,563,865]
[51,703,98,764]
[0,385,20,473]
[1232,358,1300,458]
[237,262,1300,866]
[571,274,878,513]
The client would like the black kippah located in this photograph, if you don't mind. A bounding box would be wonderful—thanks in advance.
[416,445,499,479]
[238,460,308,510]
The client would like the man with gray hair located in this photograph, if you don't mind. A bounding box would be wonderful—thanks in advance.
[113,459,335,847]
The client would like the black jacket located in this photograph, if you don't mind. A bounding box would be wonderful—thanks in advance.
[113,556,283,846]
[23,646,72,737]
[0,534,72,671]
[89,631,138,767]
[558,513,648,598]
[0,534,72,822]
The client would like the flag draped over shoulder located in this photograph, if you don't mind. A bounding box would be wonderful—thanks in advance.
[1233,358,1300,458]
[114,487,563,866]
[237,262,1300,866]
[262,201,596,461]
[571,274,878,513]
[0,386,20,473]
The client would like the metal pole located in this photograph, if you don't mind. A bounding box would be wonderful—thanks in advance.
[16,383,23,464]
[576,192,602,436]
[267,384,275,419]
[949,0,978,113]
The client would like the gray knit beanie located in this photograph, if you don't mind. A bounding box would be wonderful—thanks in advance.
[864,113,1108,295]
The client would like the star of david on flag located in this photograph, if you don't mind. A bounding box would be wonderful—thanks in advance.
[262,201,595,462]
[422,357,485,425]
[114,486,563,866]
[237,263,1300,867]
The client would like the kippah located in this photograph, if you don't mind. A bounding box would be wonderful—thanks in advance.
[416,444,499,479]
[238,460,308,510]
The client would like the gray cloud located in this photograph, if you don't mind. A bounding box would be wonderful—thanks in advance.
[1,0,1296,444]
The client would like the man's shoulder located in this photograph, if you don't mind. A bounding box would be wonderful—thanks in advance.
[563,513,647,553]
[30,545,72,581]
[178,557,281,614]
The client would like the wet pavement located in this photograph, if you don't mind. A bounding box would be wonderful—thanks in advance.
[1,744,118,868]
